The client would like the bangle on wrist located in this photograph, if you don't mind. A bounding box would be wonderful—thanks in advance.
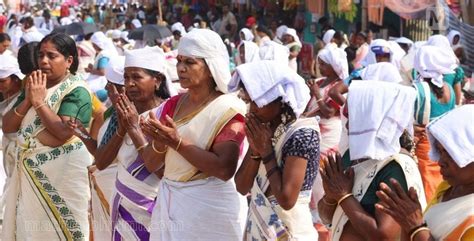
[152,140,168,154]
[34,103,47,111]
[337,193,353,206]
[265,165,279,178]
[136,142,148,152]
[175,137,182,151]
[408,222,428,237]
[250,153,262,161]
[14,108,26,117]
[410,226,430,241]
[262,150,275,164]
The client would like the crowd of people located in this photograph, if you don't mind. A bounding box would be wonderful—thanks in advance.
[0,1,473,241]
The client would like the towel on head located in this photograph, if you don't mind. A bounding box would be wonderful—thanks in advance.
[359,62,403,84]
[229,60,310,118]
[414,45,457,88]
[239,28,254,41]
[317,47,349,80]
[347,80,417,161]
[178,29,231,93]
[427,105,474,168]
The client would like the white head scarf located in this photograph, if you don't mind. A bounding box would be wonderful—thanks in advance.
[120,31,129,42]
[239,41,260,64]
[111,29,121,39]
[228,60,310,118]
[259,40,289,65]
[131,19,142,28]
[124,46,177,96]
[362,39,391,66]
[0,55,25,79]
[105,56,125,85]
[359,62,403,84]
[395,37,414,46]
[388,40,406,69]
[427,105,474,168]
[414,45,457,88]
[91,31,118,56]
[317,47,349,80]
[171,22,186,35]
[275,25,288,40]
[323,29,335,45]
[347,81,417,161]
[177,29,231,93]
[239,28,254,41]
[447,30,461,46]
[283,27,301,46]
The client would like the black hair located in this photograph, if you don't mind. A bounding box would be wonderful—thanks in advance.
[143,69,171,99]
[356,31,367,41]
[256,25,273,39]
[84,32,94,41]
[345,46,357,73]
[172,30,181,37]
[21,16,34,28]
[426,78,444,99]
[43,10,51,19]
[39,33,79,75]
[18,42,39,75]
[0,33,10,43]
[399,130,414,154]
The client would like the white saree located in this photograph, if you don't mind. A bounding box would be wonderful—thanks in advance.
[2,75,92,241]
[245,118,319,241]
[330,154,427,241]
[150,94,248,241]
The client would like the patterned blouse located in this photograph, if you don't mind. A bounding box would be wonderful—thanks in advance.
[281,128,320,191]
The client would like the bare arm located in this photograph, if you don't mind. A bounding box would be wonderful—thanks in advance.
[454,82,462,105]
[328,82,348,106]
[235,151,261,195]
[2,98,31,133]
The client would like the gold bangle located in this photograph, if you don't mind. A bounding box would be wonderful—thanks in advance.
[175,137,182,151]
[322,196,337,206]
[34,103,47,111]
[410,227,430,241]
[14,108,26,117]
[136,142,148,152]
[116,131,125,138]
[337,193,353,206]
[152,140,168,154]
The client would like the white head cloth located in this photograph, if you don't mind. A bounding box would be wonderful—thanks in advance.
[283,27,301,46]
[120,31,129,41]
[323,29,335,45]
[91,31,118,56]
[229,60,310,118]
[105,56,125,85]
[426,34,458,63]
[125,46,177,96]
[0,55,25,79]
[171,22,186,35]
[359,62,403,84]
[362,39,392,66]
[348,81,417,161]
[177,29,231,93]
[276,25,288,40]
[131,19,142,28]
[239,41,260,63]
[111,29,121,39]
[259,40,289,65]
[388,40,406,69]
[446,30,461,47]
[414,45,457,88]
[317,47,349,80]
[395,37,413,46]
[239,28,254,41]
[22,30,44,43]
[427,105,474,168]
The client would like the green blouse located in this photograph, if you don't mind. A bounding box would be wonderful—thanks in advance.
[14,87,92,127]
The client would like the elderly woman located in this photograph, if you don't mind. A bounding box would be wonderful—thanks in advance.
[318,81,426,241]
[2,33,92,240]
[101,46,170,241]
[376,105,474,241]
[413,45,457,202]
[231,60,320,240]
[140,29,247,240]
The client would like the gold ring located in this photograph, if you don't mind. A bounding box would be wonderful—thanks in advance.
[154,129,159,133]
